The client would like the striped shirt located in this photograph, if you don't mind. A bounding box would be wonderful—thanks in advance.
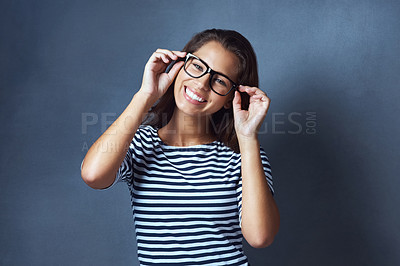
[115,125,274,265]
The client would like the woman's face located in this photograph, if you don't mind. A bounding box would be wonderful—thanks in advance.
[173,41,240,118]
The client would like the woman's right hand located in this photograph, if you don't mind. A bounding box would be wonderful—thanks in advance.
[139,49,186,101]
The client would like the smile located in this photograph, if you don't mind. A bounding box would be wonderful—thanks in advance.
[184,86,207,103]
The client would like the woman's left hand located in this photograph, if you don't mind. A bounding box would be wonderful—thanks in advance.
[232,85,271,140]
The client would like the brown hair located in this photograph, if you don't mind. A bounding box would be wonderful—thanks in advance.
[143,28,259,153]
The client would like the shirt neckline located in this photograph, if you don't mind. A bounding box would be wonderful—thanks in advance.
[148,125,219,149]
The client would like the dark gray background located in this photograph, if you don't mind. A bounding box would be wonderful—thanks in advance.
[1,0,399,265]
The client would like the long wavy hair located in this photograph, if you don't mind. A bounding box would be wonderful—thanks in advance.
[143,28,259,153]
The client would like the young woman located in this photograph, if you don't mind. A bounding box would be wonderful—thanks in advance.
[81,28,280,265]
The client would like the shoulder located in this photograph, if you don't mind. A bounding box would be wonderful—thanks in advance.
[215,141,270,161]
[131,125,158,147]
[137,124,157,136]
[213,141,241,162]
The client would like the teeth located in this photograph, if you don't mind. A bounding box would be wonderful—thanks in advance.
[186,88,205,102]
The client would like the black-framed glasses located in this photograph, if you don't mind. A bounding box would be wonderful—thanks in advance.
[182,53,238,96]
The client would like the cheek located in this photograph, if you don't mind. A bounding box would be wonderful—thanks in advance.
[174,69,189,100]
[175,68,186,83]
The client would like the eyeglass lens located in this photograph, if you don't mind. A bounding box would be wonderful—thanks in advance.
[184,56,234,95]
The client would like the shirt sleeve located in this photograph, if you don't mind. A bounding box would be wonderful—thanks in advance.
[79,141,135,188]
[114,141,135,185]
[113,126,145,186]
[237,146,274,228]
[260,146,274,195]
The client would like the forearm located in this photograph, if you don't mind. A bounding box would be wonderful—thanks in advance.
[81,90,156,189]
[239,137,280,248]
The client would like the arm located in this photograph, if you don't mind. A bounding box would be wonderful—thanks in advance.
[233,86,280,248]
[81,49,186,189]
[239,138,280,248]
[80,92,155,189]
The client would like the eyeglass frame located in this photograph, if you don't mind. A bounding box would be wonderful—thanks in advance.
[180,53,239,96]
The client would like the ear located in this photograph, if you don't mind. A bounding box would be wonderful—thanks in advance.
[224,101,232,109]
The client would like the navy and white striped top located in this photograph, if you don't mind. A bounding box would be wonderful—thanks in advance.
[115,125,273,265]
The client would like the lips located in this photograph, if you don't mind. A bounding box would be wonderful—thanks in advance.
[184,86,207,104]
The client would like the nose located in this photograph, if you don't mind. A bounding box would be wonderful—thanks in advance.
[193,73,211,91]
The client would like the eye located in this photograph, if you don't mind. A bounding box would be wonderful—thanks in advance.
[214,78,227,87]
[193,63,203,71]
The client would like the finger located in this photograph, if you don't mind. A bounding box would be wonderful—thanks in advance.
[251,95,263,100]
[251,95,271,104]
[167,61,184,80]
[238,85,257,96]
[238,85,266,96]
[232,90,242,112]
[251,93,268,99]
[156,48,180,61]
[171,50,187,58]
[262,95,271,102]
[153,51,174,63]
[154,52,171,64]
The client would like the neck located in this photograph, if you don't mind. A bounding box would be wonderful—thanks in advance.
[158,109,215,146]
